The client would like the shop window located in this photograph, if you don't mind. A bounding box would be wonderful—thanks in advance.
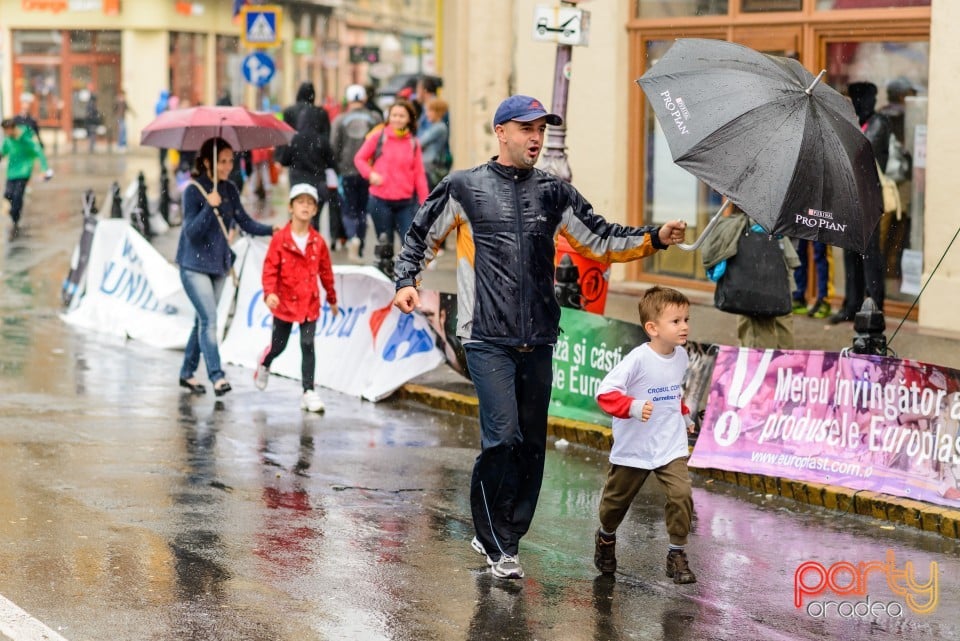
[637,0,728,18]
[643,39,710,280]
[13,30,63,56]
[169,32,207,107]
[824,40,928,302]
[216,35,242,106]
[817,0,929,8]
[97,31,122,54]
[741,0,801,11]
[69,30,92,53]
[20,66,61,121]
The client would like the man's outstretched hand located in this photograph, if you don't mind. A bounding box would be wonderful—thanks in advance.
[658,220,687,246]
[394,286,420,313]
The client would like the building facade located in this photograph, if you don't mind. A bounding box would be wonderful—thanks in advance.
[0,0,436,145]
[442,0,948,331]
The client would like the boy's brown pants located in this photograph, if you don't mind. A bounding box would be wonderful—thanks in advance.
[598,457,693,546]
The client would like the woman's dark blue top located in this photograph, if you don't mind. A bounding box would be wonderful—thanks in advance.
[175,174,273,276]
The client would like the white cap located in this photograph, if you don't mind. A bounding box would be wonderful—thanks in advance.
[289,183,319,203]
[345,84,367,103]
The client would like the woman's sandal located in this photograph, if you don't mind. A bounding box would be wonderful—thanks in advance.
[213,380,232,397]
[179,377,207,394]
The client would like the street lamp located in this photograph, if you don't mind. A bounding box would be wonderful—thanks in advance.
[536,0,591,183]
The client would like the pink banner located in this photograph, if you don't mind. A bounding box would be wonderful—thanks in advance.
[689,346,960,509]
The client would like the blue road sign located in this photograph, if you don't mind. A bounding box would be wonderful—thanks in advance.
[242,52,275,87]
[241,6,282,48]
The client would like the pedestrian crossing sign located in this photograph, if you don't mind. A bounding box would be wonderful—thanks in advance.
[240,5,282,49]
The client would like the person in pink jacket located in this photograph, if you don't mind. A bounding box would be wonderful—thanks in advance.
[353,99,429,253]
[255,183,339,413]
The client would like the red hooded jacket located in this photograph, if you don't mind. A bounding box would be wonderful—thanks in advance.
[261,224,337,323]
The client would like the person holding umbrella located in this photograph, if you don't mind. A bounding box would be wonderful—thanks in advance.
[176,137,278,396]
[828,81,890,324]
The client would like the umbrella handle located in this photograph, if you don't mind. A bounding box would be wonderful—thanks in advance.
[675,199,731,252]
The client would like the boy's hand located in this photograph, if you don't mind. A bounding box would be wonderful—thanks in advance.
[629,400,654,422]
[329,303,339,317]
[43,169,54,181]
[265,293,279,310]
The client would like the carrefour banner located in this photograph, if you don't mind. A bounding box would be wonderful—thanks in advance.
[60,219,220,349]
[689,346,960,509]
[220,242,443,401]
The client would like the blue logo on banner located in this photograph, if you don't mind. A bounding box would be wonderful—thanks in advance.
[382,313,434,361]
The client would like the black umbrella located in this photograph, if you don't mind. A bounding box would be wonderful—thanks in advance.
[637,38,882,254]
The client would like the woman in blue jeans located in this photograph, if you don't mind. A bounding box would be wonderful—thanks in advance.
[176,137,276,396]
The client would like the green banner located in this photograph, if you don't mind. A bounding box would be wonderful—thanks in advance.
[550,308,649,426]
[420,291,717,428]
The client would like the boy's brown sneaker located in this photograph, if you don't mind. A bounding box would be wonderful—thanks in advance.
[594,529,617,575]
[665,549,697,584]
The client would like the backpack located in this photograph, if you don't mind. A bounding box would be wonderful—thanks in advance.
[335,109,379,173]
[426,144,453,187]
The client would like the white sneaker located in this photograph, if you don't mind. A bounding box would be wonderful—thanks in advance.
[254,346,270,391]
[491,554,524,579]
[347,237,361,262]
[471,537,493,565]
[301,389,325,413]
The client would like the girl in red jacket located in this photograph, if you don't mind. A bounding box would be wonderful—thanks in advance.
[256,183,339,412]
[353,99,429,252]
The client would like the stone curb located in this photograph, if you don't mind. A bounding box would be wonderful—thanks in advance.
[397,383,960,540]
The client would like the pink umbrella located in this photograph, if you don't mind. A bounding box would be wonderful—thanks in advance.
[139,105,295,151]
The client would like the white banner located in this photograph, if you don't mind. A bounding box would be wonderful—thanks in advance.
[220,242,444,401]
[61,220,441,400]
[61,220,198,349]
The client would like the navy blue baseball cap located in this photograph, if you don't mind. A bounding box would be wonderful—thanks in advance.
[493,95,563,127]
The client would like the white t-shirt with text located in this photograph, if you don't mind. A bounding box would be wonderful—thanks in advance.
[597,343,689,469]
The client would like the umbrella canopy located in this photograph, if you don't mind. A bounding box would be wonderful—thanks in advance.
[637,38,882,253]
[140,105,295,151]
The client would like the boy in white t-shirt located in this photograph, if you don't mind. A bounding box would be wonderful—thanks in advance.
[593,286,697,583]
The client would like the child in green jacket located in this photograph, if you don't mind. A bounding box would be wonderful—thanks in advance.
[1,118,53,239]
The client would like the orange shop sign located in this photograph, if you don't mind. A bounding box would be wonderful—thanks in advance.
[21,0,121,13]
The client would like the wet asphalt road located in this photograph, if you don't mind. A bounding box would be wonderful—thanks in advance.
[1,153,960,640]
